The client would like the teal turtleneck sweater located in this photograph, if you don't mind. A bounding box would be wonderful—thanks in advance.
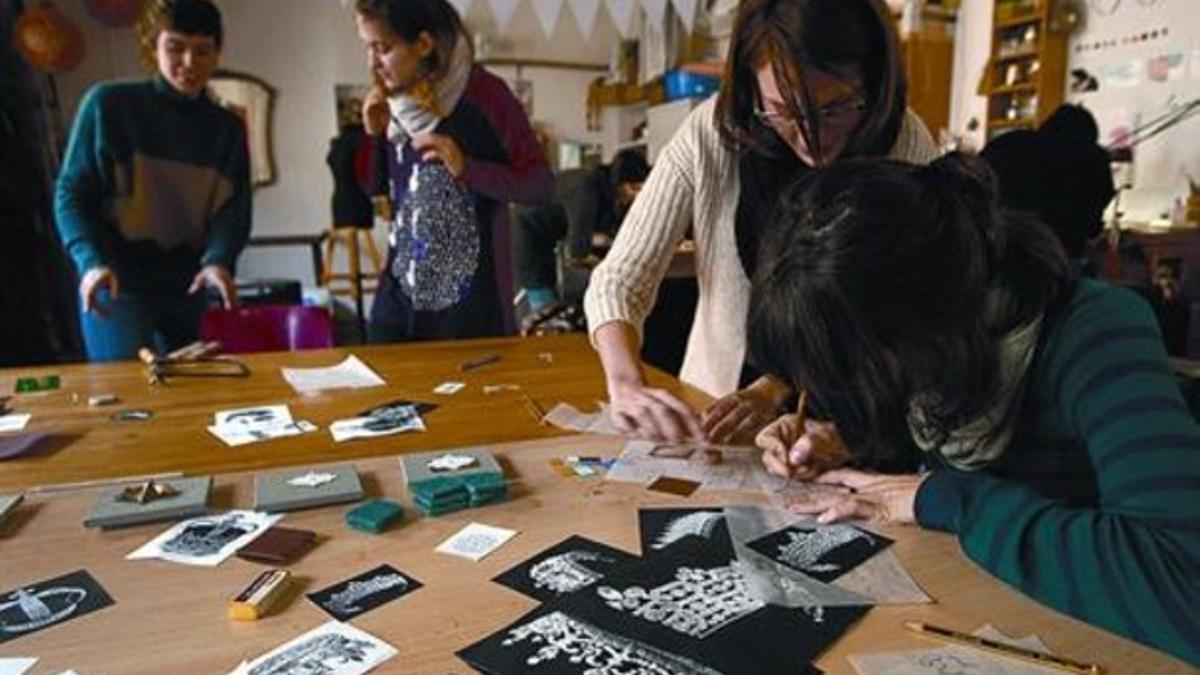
[55,77,251,292]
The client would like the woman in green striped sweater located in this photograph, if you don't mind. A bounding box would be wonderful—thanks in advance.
[749,152,1200,665]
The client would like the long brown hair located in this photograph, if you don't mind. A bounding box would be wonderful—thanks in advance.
[716,0,906,162]
[355,0,472,86]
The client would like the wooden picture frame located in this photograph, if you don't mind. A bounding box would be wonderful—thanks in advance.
[208,69,277,188]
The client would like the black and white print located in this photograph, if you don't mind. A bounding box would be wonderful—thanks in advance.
[637,509,732,557]
[461,607,728,675]
[746,524,893,583]
[461,537,857,675]
[307,564,422,622]
[0,570,114,645]
[127,510,281,567]
[230,620,396,675]
[330,400,431,442]
[492,535,640,603]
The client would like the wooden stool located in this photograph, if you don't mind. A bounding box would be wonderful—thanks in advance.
[321,225,384,341]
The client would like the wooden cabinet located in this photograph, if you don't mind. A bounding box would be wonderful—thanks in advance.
[983,0,1068,141]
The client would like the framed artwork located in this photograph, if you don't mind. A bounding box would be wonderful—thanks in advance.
[208,70,277,188]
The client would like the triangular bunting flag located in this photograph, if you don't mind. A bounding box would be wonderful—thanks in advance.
[604,0,638,39]
[448,0,475,18]
[567,0,601,41]
[530,0,564,39]
[487,0,521,33]
[640,0,669,32]
[670,0,697,33]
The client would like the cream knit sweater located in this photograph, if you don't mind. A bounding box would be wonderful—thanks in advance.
[584,96,939,397]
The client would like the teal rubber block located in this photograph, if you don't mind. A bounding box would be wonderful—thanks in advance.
[346,499,404,533]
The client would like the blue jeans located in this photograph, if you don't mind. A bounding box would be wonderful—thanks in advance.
[80,289,206,362]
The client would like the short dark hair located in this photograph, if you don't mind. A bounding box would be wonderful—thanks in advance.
[747,153,1072,467]
[981,106,1115,258]
[157,0,223,47]
[356,0,471,85]
[610,149,650,186]
[715,0,906,162]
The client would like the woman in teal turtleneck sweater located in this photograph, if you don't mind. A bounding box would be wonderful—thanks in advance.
[55,0,249,361]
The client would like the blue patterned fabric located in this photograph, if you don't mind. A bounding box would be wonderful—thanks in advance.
[388,157,479,312]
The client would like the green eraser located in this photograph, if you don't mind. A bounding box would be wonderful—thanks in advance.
[345,499,404,533]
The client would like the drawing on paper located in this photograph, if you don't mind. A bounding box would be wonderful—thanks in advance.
[502,611,725,675]
[162,512,258,558]
[596,563,763,639]
[652,511,726,551]
[529,551,613,595]
[0,587,88,634]
[326,573,409,615]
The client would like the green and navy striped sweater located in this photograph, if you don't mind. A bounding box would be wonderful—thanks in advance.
[916,279,1200,666]
[55,77,250,292]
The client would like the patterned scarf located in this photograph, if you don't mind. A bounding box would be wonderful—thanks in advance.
[386,33,473,142]
[907,290,1043,470]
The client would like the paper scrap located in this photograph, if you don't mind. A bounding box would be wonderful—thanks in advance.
[542,402,621,435]
[0,414,31,433]
[226,620,396,675]
[281,355,386,394]
[287,471,337,488]
[0,433,48,460]
[127,510,281,567]
[0,658,37,675]
[436,522,517,561]
[848,624,1059,675]
[434,381,466,395]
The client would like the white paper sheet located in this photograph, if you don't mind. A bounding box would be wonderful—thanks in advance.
[436,522,518,561]
[606,440,760,492]
[849,624,1060,675]
[433,381,466,395]
[0,658,37,675]
[280,355,386,394]
[227,621,396,675]
[0,414,31,433]
[127,510,281,567]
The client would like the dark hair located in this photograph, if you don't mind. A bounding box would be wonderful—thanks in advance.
[747,153,1072,466]
[981,106,1115,258]
[715,0,906,162]
[610,149,650,186]
[1039,103,1100,144]
[155,0,223,47]
[356,0,471,84]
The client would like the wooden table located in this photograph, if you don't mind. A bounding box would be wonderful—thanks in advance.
[0,335,694,493]
[0,435,1191,674]
[0,336,1192,674]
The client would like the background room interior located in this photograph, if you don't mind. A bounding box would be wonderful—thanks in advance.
[4,0,1200,366]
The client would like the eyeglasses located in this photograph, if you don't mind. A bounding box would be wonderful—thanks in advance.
[754,94,868,129]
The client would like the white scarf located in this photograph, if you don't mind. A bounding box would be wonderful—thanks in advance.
[386,33,473,142]
[907,290,1044,470]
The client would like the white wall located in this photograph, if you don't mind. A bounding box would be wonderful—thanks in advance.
[49,0,619,287]
[950,0,1200,223]
[948,0,992,151]
[1064,0,1200,223]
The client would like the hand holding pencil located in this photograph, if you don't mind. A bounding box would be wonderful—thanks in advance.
[755,391,851,483]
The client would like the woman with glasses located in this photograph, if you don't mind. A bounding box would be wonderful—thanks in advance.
[583,0,938,443]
